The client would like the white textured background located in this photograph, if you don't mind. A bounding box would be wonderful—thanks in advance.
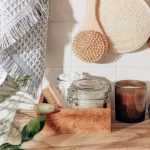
[43,0,150,106]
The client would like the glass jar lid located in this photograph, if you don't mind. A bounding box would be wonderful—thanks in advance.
[72,79,107,91]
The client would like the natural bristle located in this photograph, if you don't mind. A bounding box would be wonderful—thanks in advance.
[42,87,61,108]
[72,30,108,63]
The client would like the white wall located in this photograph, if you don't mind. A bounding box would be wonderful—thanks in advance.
[43,0,150,106]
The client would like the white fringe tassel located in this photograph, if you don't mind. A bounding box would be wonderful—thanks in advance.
[0,0,48,50]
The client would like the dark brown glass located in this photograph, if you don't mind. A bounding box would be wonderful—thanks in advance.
[115,80,147,123]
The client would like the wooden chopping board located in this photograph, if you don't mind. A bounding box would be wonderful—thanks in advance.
[7,110,150,150]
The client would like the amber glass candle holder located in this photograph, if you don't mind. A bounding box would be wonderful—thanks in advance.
[115,80,147,123]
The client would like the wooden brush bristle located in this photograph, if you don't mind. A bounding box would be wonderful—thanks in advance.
[42,86,62,108]
[72,30,108,63]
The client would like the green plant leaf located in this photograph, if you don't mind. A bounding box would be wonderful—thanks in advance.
[15,75,30,88]
[0,75,30,104]
[0,143,23,150]
[21,116,45,143]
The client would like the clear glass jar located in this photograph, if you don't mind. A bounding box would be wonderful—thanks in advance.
[67,79,111,108]
[57,73,87,106]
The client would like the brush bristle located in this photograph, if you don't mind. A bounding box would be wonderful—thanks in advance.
[72,30,108,63]
[42,87,61,108]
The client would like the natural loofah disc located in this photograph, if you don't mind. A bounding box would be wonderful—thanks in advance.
[72,30,108,63]
[100,0,150,53]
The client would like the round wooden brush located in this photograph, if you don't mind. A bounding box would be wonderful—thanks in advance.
[72,0,108,63]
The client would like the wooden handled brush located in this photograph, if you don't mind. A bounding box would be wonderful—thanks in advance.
[42,85,67,108]
[72,0,108,63]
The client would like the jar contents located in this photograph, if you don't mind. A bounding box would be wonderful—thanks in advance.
[67,79,111,108]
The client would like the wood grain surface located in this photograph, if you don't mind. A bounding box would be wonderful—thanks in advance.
[39,95,111,134]
[7,110,150,150]
[44,108,111,134]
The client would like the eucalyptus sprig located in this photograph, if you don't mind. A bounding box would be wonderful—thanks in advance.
[0,75,30,103]
[0,116,46,150]
[15,75,30,88]
[0,103,56,150]
[0,75,57,149]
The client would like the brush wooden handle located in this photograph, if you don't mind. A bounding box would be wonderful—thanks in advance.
[81,0,103,32]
